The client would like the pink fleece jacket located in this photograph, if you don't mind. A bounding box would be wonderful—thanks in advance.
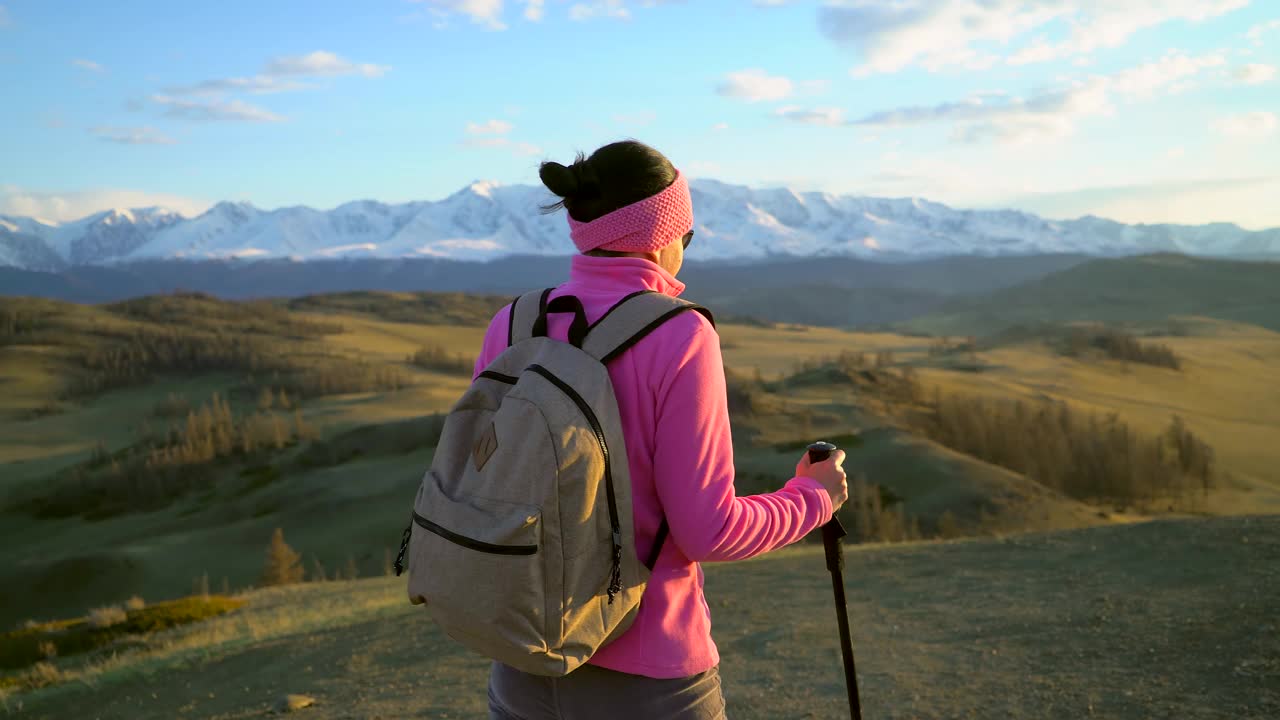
[471,254,834,679]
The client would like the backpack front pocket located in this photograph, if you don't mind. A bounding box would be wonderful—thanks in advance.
[412,510,538,555]
[408,470,547,655]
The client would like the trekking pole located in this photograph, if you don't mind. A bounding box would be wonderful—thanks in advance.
[809,441,863,720]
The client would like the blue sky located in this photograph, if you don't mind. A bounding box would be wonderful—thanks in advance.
[1,0,1278,228]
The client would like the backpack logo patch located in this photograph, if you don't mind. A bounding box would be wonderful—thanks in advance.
[473,422,498,472]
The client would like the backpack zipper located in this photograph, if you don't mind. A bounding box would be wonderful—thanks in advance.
[413,510,538,555]
[525,364,625,604]
[478,370,519,384]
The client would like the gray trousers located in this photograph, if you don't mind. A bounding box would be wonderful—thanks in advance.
[488,661,727,720]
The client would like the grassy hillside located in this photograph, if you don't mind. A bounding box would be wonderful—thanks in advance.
[7,515,1276,720]
[3,287,1279,634]
[905,254,1280,336]
[908,318,1280,496]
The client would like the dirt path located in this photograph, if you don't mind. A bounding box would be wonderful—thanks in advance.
[12,515,1279,720]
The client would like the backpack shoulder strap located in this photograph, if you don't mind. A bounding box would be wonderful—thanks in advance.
[580,291,716,365]
[580,291,714,572]
[508,288,554,346]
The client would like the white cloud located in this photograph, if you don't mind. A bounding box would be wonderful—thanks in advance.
[1213,111,1278,139]
[717,69,794,102]
[0,186,211,223]
[264,51,389,78]
[1106,51,1225,98]
[72,59,105,73]
[1233,63,1277,85]
[412,0,508,29]
[712,122,730,131]
[410,0,674,28]
[164,76,316,96]
[775,105,847,126]
[152,95,286,123]
[1000,176,1280,230]
[161,51,384,100]
[461,119,538,155]
[949,115,1076,145]
[1166,146,1186,159]
[1245,19,1280,45]
[570,0,631,21]
[820,0,1250,75]
[465,119,514,134]
[90,126,177,145]
[853,51,1223,145]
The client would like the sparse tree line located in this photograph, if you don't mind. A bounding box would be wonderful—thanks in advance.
[406,344,474,375]
[1056,325,1181,369]
[68,328,292,397]
[911,391,1214,510]
[260,527,395,587]
[789,349,897,378]
[763,349,1217,513]
[108,292,343,338]
[839,474,925,543]
[926,336,979,358]
[25,392,320,517]
[0,307,45,343]
[62,326,409,400]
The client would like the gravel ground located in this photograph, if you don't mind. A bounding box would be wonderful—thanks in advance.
[10,515,1278,720]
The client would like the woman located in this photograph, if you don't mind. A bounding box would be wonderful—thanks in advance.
[473,140,849,720]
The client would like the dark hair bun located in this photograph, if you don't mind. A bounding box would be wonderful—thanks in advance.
[539,161,578,198]
[536,142,673,222]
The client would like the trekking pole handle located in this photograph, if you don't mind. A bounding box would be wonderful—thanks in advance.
[809,442,848,573]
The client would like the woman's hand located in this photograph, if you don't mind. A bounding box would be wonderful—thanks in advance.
[796,449,849,512]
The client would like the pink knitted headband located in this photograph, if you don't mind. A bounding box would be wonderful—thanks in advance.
[567,169,693,254]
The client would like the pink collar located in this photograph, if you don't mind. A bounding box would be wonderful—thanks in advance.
[567,254,686,298]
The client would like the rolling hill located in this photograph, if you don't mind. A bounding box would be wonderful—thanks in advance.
[904,253,1280,336]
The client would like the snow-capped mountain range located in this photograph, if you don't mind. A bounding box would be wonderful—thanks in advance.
[3,179,1278,271]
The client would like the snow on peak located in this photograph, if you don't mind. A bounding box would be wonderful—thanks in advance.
[2,179,1278,270]
[467,180,501,198]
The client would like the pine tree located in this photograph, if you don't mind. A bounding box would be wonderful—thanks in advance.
[293,409,316,441]
[309,556,327,583]
[260,528,305,586]
[272,415,288,450]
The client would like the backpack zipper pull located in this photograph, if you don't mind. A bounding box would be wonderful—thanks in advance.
[393,522,412,577]
[607,530,623,604]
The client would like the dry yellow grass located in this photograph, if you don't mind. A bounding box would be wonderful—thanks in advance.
[8,516,1277,720]
[913,320,1280,494]
[717,316,1280,503]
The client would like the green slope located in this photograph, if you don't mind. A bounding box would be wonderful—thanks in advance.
[904,254,1280,336]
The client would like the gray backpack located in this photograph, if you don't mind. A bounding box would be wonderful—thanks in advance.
[394,288,714,676]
